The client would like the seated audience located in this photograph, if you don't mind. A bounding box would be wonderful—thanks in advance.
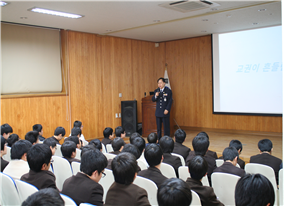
[196,132,218,159]
[250,138,282,185]
[65,136,81,149]
[186,156,224,206]
[228,139,245,169]
[214,146,245,177]
[7,133,19,147]
[115,126,126,139]
[80,144,98,158]
[89,139,103,151]
[1,123,13,139]
[159,136,182,178]
[101,127,114,147]
[72,120,88,145]
[62,149,108,206]
[172,129,191,160]
[121,143,142,172]
[61,141,81,164]
[130,136,146,160]
[25,131,39,145]
[146,132,158,147]
[157,178,192,206]
[129,132,141,144]
[138,144,168,187]
[105,152,150,206]
[235,174,275,206]
[21,144,57,190]
[110,137,125,155]
[22,188,64,206]
[51,126,66,145]
[43,137,57,156]
[33,124,45,142]
[3,140,32,179]
[71,127,82,147]
[1,136,9,171]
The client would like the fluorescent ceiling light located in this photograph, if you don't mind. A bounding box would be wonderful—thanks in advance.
[29,7,83,19]
[0,1,8,6]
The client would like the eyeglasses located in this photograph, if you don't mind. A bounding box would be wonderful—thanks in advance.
[101,171,106,178]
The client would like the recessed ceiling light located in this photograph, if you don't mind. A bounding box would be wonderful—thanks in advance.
[28,7,83,19]
[153,20,160,23]
[0,1,8,6]
[20,17,28,19]
[202,19,208,21]
[258,9,267,12]
[201,30,207,33]
[252,23,258,25]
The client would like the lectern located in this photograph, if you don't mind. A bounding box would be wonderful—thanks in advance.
[141,95,174,137]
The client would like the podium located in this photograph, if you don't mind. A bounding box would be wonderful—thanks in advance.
[141,95,174,137]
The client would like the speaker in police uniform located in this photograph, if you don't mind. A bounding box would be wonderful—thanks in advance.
[152,77,173,139]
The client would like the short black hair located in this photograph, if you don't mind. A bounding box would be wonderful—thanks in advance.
[129,132,141,144]
[43,137,57,148]
[32,124,43,133]
[89,139,102,150]
[80,149,108,176]
[157,77,166,83]
[73,120,82,128]
[159,136,174,153]
[103,127,113,138]
[1,136,6,151]
[188,155,208,180]
[71,127,82,137]
[22,188,64,206]
[61,141,77,158]
[258,139,273,152]
[157,178,192,206]
[65,136,80,146]
[122,144,141,159]
[111,137,125,151]
[27,144,52,172]
[80,144,97,158]
[1,123,13,135]
[7,134,19,147]
[131,136,146,153]
[235,174,275,206]
[174,129,186,144]
[222,146,239,161]
[192,135,209,156]
[147,133,158,144]
[229,139,243,153]
[25,131,39,144]
[111,152,138,185]
[144,143,163,167]
[196,131,209,140]
[54,127,66,137]
[115,126,125,137]
[11,140,32,160]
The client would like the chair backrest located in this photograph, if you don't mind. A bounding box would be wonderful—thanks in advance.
[137,159,148,170]
[211,172,240,206]
[134,176,158,206]
[52,156,73,191]
[159,163,177,178]
[190,190,202,206]
[71,161,81,175]
[0,172,21,206]
[171,153,185,166]
[2,146,11,162]
[14,179,39,204]
[101,143,107,153]
[279,168,283,206]
[106,144,114,153]
[98,169,114,203]
[216,159,224,167]
[178,166,209,186]
[54,144,62,157]
[82,140,89,146]
[79,202,96,206]
[60,193,77,206]
[104,153,116,161]
[245,163,278,206]
[202,175,210,187]
[74,148,81,160]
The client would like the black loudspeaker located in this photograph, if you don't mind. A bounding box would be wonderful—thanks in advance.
[121,100,137,137]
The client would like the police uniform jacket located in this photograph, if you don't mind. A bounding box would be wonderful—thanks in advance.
[152,86,173,117]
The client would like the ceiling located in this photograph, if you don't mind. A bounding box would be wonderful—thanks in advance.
[1,0,282,42]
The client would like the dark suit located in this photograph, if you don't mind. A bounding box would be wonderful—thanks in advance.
[61,172,104,206]
[101,138,112,147]
[106,158,141,172]
[163,153,182,178]
[39,135,45,142]
[63,157,81,165]
[250,153,282,185]
[173,142,191,160]
[20,170,57,190]
[219,155,245,169]
[109,150,121,155]
[213,161,246,177]
[152,86,173,139]
[105,182,150,206]
[50,136,60,145]
[138,166,168,187]
[1,157,9,172]
[186,177,224,206]
[206,150,218,159]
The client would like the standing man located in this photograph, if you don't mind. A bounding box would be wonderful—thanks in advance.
[152,77,173,139]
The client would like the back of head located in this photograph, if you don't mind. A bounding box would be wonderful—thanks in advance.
[159,136,174,154]
[229,139,243,152]
[235,174,275,206]
[54,126,66,137]
[122,144,141,159]
[1,123,13,135]
[192,135,209,156]
[22,188,64,206]
[7,134,19,147]
[27,144,52,172]
[111,137,125,151]
[81,149,108,176]
[196,131,209,139]
[157,178,192,206]
[147,132,158,144]
[65,136,80,146]
[61,141,76,158]
[258,139,273,152]
[71,127,82,137]
[188,155,208,180]
[103,127,113,138]
[130,136,146,153]
[129,132,141,144]
[32,124,43,133]
[25,131,39,144]
[89,139,102,150]
[80,144,97,158]
[174,129,186,144]
[144,143,163,167]
[1,136,6,151]
[115,126,125,137]
[11,140,32,160]
[43,137,57,148]
[111,152,138,185]
[222,146,239,161]
[73,120,82,128]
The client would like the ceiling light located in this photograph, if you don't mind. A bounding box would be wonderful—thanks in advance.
[153,20,161,23]
[252,23,258,25]
[201,30,207,32]
[202,19,208,21]
[0,1,8,6]
[29,7,83,19]
[258,9,266,12]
